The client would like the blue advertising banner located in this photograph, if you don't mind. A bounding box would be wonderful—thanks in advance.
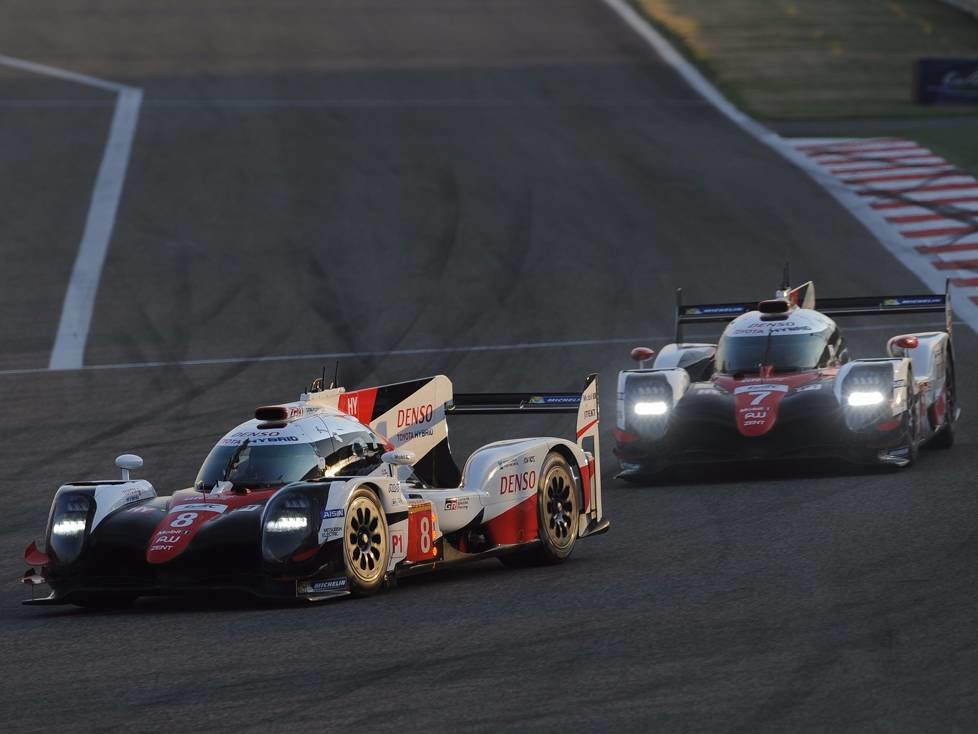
[915,58,978,105]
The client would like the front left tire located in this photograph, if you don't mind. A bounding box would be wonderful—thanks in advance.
[343,487,389,596]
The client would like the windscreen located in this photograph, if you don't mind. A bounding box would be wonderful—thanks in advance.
[195,440,333,489]
[716,329,830,374]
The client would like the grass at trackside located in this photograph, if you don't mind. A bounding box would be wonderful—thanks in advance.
[631,0,978,172]
[633,0,978,119]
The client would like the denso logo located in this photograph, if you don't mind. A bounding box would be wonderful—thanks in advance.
[397,404,434,428]
[500,470,537,494]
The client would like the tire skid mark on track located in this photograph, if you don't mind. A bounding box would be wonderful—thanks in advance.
[0,321,949,378]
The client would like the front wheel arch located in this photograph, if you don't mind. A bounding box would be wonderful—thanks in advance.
[342,484,391,596]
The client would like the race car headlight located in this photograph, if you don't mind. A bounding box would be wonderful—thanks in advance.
[265,515,309,532]
[841,364,896,431]
[52,518,87,536]
[47,494,92,564]
[262,493,314,563]
[624,374,675,440]
[847,390,885,407]
[634,400,669,416]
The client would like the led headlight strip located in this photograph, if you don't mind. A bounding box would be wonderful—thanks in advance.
[262,490,316,563]
[47,493,93,564]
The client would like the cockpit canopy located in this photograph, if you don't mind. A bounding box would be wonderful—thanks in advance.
[195,415,388,490]
[715,309,839,374]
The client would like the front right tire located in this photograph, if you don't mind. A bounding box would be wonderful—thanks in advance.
[900,369,920,467]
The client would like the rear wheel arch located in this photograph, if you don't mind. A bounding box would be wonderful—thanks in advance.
[499,450,580,568]
[548,443,585,508]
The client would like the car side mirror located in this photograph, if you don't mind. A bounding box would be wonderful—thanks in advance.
[115,454,143,481]
[382,450,416,466]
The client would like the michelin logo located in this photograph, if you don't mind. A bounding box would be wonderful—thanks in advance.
[299,577,348,595]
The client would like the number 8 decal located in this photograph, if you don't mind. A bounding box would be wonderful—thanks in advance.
[171,512,198,528]
[419,516,431,554]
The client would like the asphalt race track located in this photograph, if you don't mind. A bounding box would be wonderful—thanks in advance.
[1,3,976,732]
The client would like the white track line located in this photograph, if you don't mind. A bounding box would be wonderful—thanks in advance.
[0,322,949,378]
[600,0,978,335]
[0,55,144,370]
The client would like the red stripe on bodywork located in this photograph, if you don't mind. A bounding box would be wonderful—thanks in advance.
[715,372,824,438]
[929,390,948,429]
[484,494,538,546]
[612,427,638,444]
[24,541,49,567]
[579,458,593,512]
[146,489,274,564]
[951,277,978,286]
[576,418,598,439]
[338,388,378,425]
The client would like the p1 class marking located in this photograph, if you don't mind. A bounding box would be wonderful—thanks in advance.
[0,55,144,370]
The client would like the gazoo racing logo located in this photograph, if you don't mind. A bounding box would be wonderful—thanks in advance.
[396,404,434,428]
[499,469,537,495]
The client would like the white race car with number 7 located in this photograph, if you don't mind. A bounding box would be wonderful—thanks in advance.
[22,372,608,606]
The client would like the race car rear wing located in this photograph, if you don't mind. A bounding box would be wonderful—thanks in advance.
[675,280,952,341]
[447,392,582,414]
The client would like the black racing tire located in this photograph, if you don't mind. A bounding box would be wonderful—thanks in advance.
[901,369,920,467]
[342,487,390,596]
[931,350,956,449]
[499,452,580,568]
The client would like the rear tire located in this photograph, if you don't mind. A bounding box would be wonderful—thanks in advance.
[499,452,580,568]
[343,487,390,596]
[932,351,956,449]
[901,371,920,467]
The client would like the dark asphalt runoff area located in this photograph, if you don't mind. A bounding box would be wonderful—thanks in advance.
[1,2,976,732]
